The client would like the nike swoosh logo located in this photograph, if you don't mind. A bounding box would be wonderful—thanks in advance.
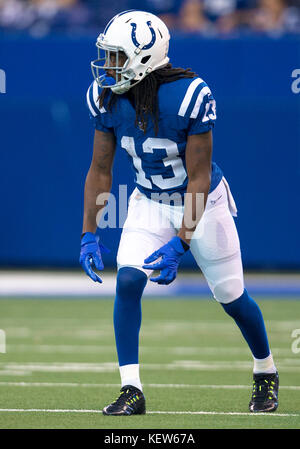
[210,194,222,205]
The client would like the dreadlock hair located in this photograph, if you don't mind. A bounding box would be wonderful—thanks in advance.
[98,63,197,135]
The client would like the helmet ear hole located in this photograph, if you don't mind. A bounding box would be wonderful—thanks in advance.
[141,55,151,65]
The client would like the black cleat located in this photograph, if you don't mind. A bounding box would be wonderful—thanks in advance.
[102,385,146,416]
[249,371,279,413]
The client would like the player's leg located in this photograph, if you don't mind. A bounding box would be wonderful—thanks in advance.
[102,263,147,416]
[103,189,175,415]
[114,266,147,391]
[115,229,169,393]
[189,179,279,412]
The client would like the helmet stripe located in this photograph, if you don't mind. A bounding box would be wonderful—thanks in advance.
[103,10,139,35]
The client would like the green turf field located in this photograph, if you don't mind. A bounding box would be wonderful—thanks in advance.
[0,297,299,429]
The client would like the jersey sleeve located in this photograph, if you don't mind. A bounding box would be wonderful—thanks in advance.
[86,81,114,133]
[177,78,217,135]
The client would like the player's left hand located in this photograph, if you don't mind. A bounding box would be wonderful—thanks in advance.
[143,236,189,285]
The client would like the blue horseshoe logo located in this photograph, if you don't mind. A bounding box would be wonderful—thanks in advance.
[131,21,156,50]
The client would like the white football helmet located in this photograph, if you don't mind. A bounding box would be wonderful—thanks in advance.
[91,10,170,94]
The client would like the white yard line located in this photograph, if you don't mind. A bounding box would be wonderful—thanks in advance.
[6,344,116,354]
[0,381,299,391]
[4,344,297,357]
[1,361,299,373]
[0,408,297,417]
[149,411,299,417]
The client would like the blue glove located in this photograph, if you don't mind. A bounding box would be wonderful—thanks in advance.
[142,236,189,285]
[79,232,109,283]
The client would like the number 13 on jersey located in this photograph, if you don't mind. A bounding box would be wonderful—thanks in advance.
[121,136,187,190]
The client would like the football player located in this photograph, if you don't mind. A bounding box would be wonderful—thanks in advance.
[80,10,279,415]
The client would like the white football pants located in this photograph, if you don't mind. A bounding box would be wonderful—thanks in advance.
[117,177,244,304]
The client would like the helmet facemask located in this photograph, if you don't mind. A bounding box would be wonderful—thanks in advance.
[91,40,136,94]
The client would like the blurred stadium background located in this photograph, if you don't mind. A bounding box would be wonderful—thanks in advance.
[0,0,300,429]
[0,0,300,294]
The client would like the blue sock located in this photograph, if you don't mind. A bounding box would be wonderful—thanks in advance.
[113,267,147,366]
[221,289,270,359]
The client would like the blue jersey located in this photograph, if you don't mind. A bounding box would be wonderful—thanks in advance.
[86,76,223,200]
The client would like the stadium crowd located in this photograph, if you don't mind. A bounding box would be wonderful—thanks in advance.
[0,0,300,36]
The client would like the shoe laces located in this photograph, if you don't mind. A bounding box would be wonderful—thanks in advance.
[112,387,141,407]
[252,377,276,401]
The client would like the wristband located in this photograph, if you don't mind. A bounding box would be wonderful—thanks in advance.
[179,238,190,252]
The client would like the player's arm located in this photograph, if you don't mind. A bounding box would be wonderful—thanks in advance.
[82,129,116,234]
[143,83,215,284]
[177,130,212,245]
[143,132,212,284]
[80,129,116,283]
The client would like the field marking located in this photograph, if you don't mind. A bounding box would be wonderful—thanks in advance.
[6,344,117,354]
[0,408,298,417]
[5,344,297,357]
[0,382,300,391]
[149,411,299,417]
[1,361,299,373]
[3,320,300,341]
[4,320,300,339]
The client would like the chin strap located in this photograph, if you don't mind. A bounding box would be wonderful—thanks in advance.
[111,81,131,94]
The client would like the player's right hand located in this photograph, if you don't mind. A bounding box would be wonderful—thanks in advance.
[79,232,109,283]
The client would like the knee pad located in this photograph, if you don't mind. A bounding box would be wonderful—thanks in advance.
[213,278,244,304]
[116,267,147,298]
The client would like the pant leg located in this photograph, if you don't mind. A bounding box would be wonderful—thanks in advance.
[117,188,176,275]
[189,179,244,303]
